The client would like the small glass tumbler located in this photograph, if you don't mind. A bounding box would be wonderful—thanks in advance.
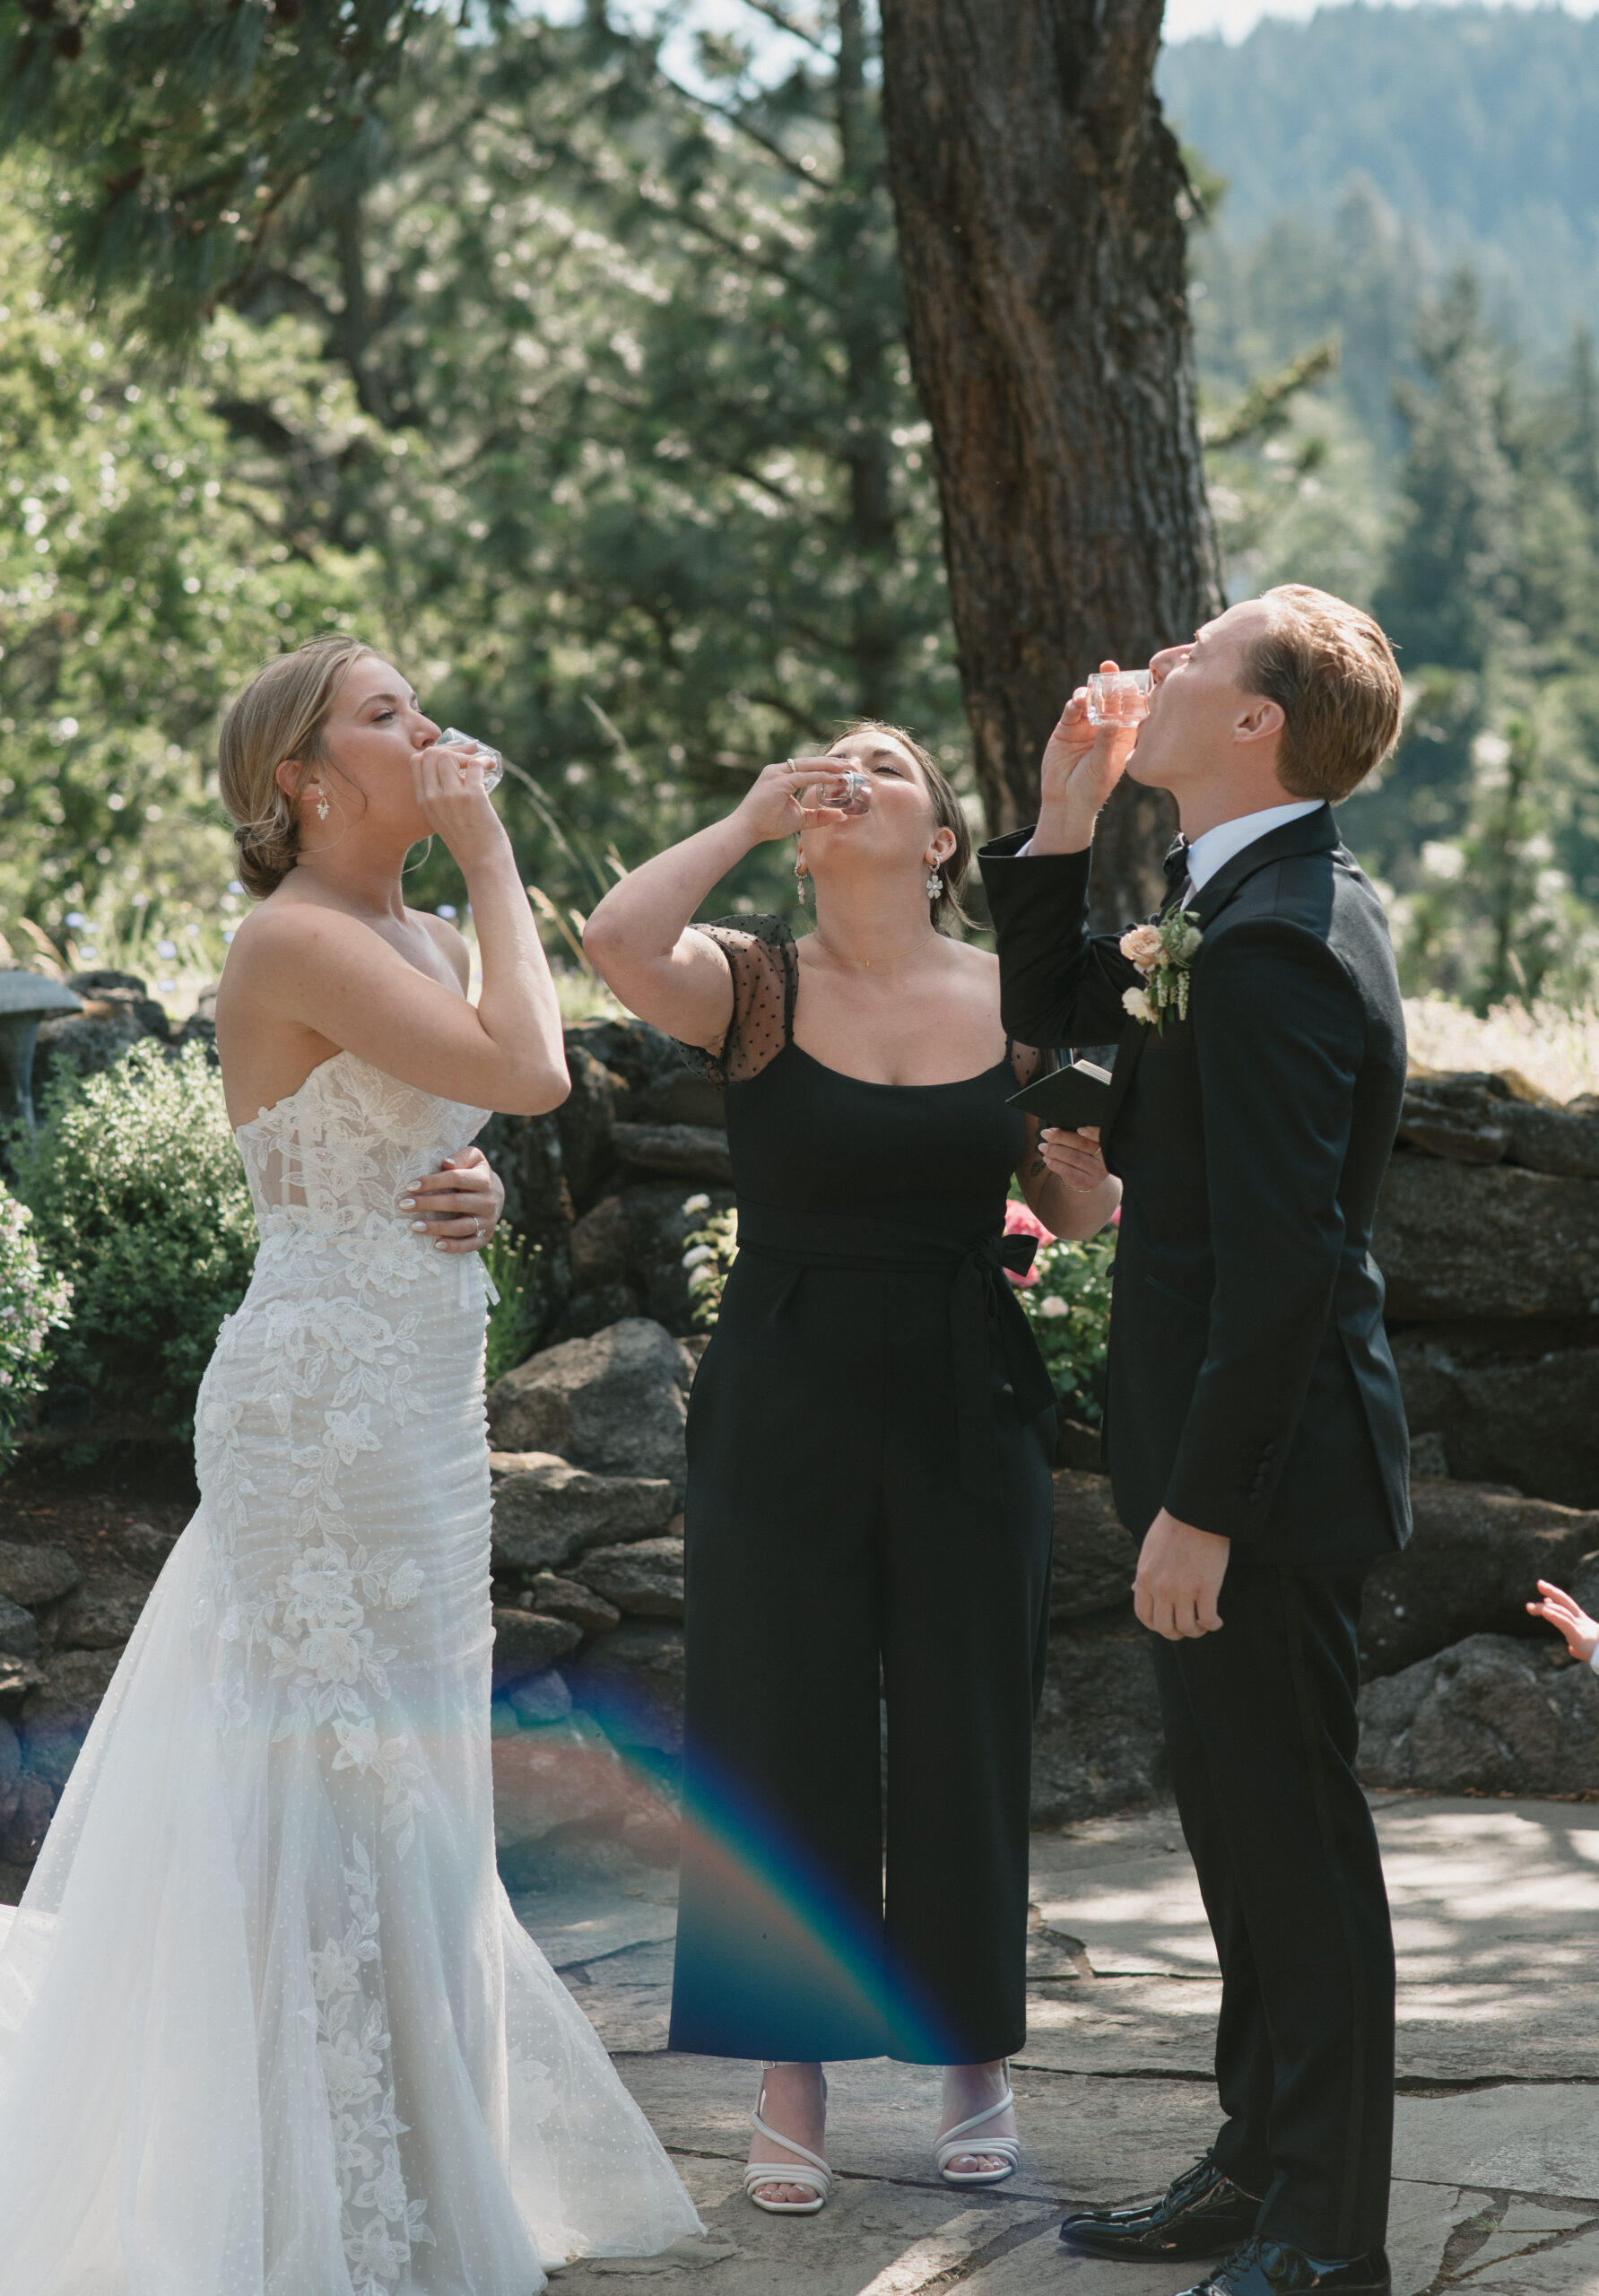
[437,726,506,794]
[799,766,873,815]
[1085,670,1153,728]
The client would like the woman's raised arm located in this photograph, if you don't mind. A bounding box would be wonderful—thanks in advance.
[231,745,569,1117]
[584,760,837,1044]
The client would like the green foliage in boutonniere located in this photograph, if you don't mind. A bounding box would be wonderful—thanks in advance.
[1119,910,1203,1031]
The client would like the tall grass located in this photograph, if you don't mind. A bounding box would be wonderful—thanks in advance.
[1404,996,1599,1103]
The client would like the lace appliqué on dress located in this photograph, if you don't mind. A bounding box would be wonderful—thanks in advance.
[312,1839,438,2292]
[191,1055,484,2288]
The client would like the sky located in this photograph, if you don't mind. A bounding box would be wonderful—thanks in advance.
[1165,0,1599,39]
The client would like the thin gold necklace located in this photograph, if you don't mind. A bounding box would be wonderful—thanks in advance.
[811,926,940,972]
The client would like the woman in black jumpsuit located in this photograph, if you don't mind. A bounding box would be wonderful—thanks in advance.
[583,724,1119,2210]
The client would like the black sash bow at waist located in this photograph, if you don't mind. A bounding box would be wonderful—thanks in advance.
[733,1202,1056,1505]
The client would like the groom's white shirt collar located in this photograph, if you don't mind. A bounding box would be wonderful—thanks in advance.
[1183,800,1322,891]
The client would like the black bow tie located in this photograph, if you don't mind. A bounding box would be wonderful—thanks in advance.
[1162,837,1191,891]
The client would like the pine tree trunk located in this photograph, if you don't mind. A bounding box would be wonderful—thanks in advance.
[878,0,1223,926]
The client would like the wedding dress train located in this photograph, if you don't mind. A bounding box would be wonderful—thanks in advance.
[0,1050,701,2295]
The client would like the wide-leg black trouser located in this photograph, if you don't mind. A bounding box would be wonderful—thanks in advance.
[1151,1559,1395,2259]
[668,1247,1055,2066]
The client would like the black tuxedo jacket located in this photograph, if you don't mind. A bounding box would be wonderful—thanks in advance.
[981,805,1411,1563]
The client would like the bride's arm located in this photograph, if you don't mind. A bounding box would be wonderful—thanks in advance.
[582,760,837,1043]
[230,749,569,1116]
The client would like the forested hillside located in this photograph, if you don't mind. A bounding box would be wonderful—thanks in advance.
[1160,4,1599,344]
[1163,6,1599,1007]
[3,1,1599,1018]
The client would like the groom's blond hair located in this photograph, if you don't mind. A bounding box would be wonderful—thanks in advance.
[1241,586,1403,803]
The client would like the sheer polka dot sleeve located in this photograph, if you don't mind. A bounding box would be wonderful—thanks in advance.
[676,916,799,1084]
[1009,1039,1055,1090]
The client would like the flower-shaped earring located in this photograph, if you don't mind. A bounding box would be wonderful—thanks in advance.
[926,865,942,902]
[313,783,330,822]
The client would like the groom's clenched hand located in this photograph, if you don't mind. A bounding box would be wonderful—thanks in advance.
[1032,662,1140,857]
[1134,1510,1230,1640]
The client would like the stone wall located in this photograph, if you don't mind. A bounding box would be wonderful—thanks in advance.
[8,1037,1599,1883]
[1375,1070,1599,1508]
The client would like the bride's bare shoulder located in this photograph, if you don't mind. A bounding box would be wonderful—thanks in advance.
[408,908,470,992]
[230,883,361,946]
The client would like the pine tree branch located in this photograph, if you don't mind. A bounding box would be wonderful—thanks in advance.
[734,1,832,57]
[1202,341,1338,449]
[745,687,833,737]
[656,70,836,190]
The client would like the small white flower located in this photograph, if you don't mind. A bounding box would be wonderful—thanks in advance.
[385,1560,423,1608]
[332,1718,382,1774]
[309,1936,364,2000]
[682,1243,713,1269]
[1122,986,1154,1024]
[299,1625,368,1685]
[682,1192,710,1213]
[1038,1294,1070,1319]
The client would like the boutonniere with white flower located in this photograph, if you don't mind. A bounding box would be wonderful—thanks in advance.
[1119,910,1203,1031]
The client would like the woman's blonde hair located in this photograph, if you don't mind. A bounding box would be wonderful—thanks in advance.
[218,636,387,897]
[834,719,976,934]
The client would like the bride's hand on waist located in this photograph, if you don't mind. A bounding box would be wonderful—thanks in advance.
[397,1148,504,1253]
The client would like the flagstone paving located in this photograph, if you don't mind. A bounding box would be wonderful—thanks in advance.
[527,1794,1599,2295]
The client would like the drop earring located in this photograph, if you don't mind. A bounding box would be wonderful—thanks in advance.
[926,864,943,902]
[795,857,809,909]
[313,783,330,822]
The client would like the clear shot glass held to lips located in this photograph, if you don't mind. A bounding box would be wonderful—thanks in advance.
[790,760,873,815]
[435,726,507,793]
[1085,670,1153,729]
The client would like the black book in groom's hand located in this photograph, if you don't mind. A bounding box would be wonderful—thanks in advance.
[1007,1057,1114,1133]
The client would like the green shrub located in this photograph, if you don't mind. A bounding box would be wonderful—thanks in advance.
[10,1039,257,1439]
[0,1179,73,1468]
[1012,1223,1117,1427]
[483,1230,542,1387]
[681,1195,737,1329]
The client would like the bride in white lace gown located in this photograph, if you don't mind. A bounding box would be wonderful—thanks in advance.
[0,640,701,2295]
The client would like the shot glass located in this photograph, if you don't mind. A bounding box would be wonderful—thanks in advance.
[437,726,506,794]
[797,764,873,816]
[1085,670,1153,728]
[790,761,873,817]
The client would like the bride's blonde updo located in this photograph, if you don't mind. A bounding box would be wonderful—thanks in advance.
[218,635,388,898]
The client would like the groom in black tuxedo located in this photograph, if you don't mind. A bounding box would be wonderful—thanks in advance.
[980,587,1411,2296]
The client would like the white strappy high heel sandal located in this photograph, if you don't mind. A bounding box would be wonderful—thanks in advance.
[934,2074,1021,2187]
[743,2069,832,2215]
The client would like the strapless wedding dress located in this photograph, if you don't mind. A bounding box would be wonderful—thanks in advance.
[0,1051,700,2296]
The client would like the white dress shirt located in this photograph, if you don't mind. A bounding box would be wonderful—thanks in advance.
[1182,800,1324,892]
[1017,798,1323,880]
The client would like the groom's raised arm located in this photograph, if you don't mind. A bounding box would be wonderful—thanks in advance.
[978,830,1143,1048]
[1163,919,1367,1543]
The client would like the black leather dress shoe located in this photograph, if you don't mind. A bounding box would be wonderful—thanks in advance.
[1058,2151,1261,2259]
[1175,2239,1392,2295]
